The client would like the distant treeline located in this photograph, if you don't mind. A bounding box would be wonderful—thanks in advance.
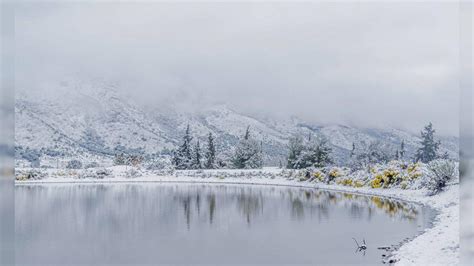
[17,122,449,170]
[286,122,449,170]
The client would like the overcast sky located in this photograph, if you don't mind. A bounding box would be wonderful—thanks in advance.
[15,2,459,135]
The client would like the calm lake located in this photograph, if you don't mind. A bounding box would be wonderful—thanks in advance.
[15,183,433,265]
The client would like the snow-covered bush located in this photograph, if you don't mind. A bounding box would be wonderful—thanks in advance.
[325,167,342,184]
[370,168,401,188]
[66,160,82,169]
[77,169,94,179]
[154,167,175,176]
[287,135,333,169]
[146,157,171,170]
[298,169,312,181]
[281,169,297,180]
[125,167,142,178]
[336,178,353,186]
[426,159,457,195]
[353,180,365,188]
[349,140,394,170]
[114,153,127,165]
[95,168,112,179]
[291,159,459,192]
[77,168,110,179]
[401,162,428,190]
[407,162,423,179]
[15,169,47,180]
[216,152,232,169]
[232,127,263,169]
[348,170,370,187]
[312,169,325,182]
[85,162,99,169]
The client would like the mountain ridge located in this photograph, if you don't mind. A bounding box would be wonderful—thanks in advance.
[15,81,459,167]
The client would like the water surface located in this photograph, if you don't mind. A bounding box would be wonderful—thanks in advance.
[15,183,433,265]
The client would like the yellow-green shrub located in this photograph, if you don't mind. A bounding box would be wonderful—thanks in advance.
[399,162,408,170]
[371,174,383,188]
[312,171,325,182]
[336,178,351,186]
[370,167,377,174]
[354,180,364,188]
[409,171,422,179]
[382,168,399,188]
[407,163,419,173]
[340,178,352,186]
[329,168,340,178]
[369,168,400,189]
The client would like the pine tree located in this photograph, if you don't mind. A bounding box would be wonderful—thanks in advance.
[350,140,393,170]
[315,136,333,167]
[114,153,126,165]
[192,140,202,169]
[232,126,263,169]
[287,134,332,169]
[296,138,318,168]
[244,126,251,140]
[287,135,304,169]
[171,149,182,169]
[394,149,399,160]
[205,132,217,169]
[415,122,441,163]
[172,124,193,169]
[183,125,193,162]
[350,142,356,158]
[399,140,406,160]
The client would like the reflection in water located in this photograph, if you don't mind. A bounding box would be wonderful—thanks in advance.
[208,193,215,225]
[236,188,263,225]
[291,197,305,219]
[15,184,432,265]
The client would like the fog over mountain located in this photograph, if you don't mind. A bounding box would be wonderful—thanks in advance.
[16,2,459,136]
[15,79,459,166]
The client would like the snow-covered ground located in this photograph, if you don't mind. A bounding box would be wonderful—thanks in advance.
[15,166,459,265]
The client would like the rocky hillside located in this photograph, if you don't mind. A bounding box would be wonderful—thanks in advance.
[15,80,459,167]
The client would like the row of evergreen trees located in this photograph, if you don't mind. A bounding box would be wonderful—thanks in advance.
[172,125,217,169]
[287,122,448,170]
[172,122,446,170]
[349,122,448,166]
[172,125,263,170]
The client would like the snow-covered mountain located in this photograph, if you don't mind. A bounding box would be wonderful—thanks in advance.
[15,80,459,166]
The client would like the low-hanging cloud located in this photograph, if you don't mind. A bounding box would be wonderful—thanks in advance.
[15,2,459,136]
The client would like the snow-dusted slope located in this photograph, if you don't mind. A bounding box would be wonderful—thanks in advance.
[16,81,175,156]
[15,80,459,166]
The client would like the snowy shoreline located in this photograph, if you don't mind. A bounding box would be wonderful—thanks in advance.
[15,169,459,266]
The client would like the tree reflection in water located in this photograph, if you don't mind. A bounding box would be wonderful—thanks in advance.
[208,193,215,225]
[236,188,263,225]
[16,184,423,232]
[15,183,432,265]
